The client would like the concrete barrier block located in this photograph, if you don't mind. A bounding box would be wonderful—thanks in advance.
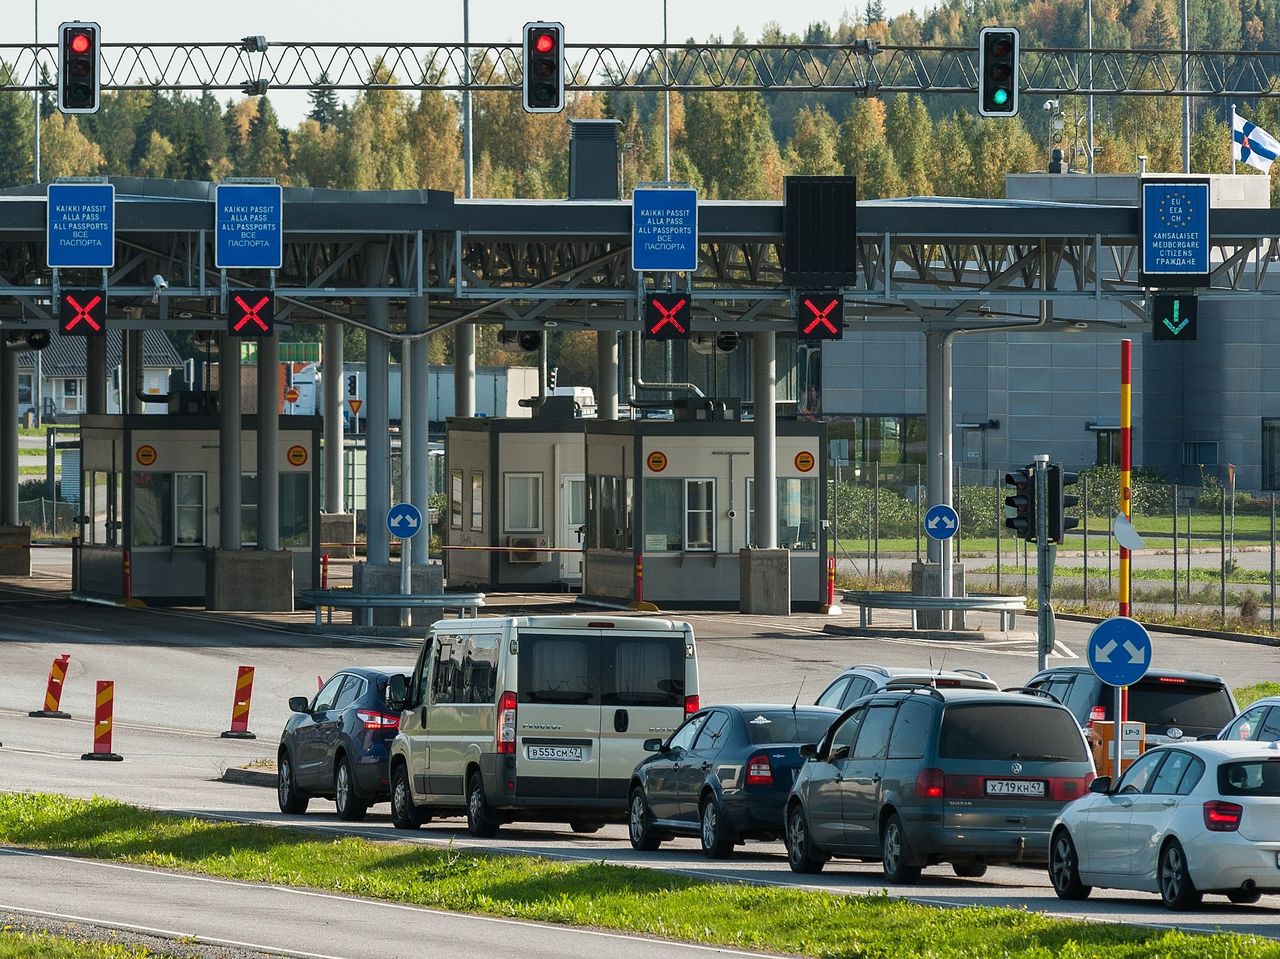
[0,526,32,576]
[739,548,791,615]
[319,513,357,559]
[207,550,295,612]
[909,561,968,629]
[353,562,445,626]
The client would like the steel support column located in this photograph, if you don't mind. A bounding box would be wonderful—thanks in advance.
[596,331,619,420]
[408,297,430,565]
[85,336,107,415]
[752,332,777,549]
[126,331,144,414]
[454,322,475,418]
[218,334,242,550]
[925,331,954,565]
[322,321,344,513]
[365,246,391,565]
[256,332,280,551]
[0,347,18,525]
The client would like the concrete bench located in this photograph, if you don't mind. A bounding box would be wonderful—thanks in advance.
[300,589,485,627]
[842,591,1027,630]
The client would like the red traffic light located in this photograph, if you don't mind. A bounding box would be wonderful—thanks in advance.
[69,32,91,54]
[535,33,555,53]
[59,288,106,336]
[227,290,275,337]
[644,293,691,341]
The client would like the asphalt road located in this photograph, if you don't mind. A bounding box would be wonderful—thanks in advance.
[3,566,1280,948]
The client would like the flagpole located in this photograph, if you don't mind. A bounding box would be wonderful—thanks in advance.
[1232,103,1238,175]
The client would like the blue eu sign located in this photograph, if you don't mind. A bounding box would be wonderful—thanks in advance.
[632,188,698,273]
[47,183,115,269]
[1141,179,1210,286]
[215,184,283,269]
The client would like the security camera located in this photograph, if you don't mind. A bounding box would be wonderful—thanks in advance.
[152,275,169,291]
[1043,99,1059,112]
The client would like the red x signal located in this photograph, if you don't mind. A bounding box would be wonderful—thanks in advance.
[227,290,275,337]
[644,294,691,341]
[59,288,106,335]
[796,290,843,340]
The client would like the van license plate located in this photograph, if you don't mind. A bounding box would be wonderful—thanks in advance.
[526,745,584,761]
[985,779,1046,797]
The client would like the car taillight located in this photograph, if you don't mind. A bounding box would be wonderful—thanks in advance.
[684,695,699,715]
[497,690,517,754]
[1087,705,1106,728]
[916,767,945,798]
[746,754,773,786]
[1047,775,1094,801]
[355,709,400,730]
[1158,677,1186,684]
[1204,800,1243,831]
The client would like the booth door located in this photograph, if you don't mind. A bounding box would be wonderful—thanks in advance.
[559,475,585,584]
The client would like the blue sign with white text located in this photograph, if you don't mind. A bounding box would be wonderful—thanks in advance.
[632,188,698,273]
[1141,180,1209,283]
[1087,616,1152,688]
[386,503,423,539]
[924,504,959,541]
[215,184,283,269]
[47,183,115,269]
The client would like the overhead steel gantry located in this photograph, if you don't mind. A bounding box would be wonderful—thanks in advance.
[3,39,1280,97]
[2,181,1280,336]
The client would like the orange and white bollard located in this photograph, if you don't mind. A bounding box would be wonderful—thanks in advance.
[29,653,72,718]
[80,680,123,761]
[221,666,257,739]
[819,556,843,616]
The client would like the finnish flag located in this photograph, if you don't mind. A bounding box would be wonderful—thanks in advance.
[1233,112,1280,173]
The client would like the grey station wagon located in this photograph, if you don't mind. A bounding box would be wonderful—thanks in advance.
[785,686,1096,882]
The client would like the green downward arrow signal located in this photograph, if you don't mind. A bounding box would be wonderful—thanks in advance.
[1163,299,1189,335]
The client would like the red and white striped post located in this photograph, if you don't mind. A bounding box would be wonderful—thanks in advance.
[221,666,257,739]
[80,680,123,761]
[819,555,843,615]
[29,653,72,718]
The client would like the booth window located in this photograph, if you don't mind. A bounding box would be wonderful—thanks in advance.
[504,472,543,532]
[450,470,463,530]
[589,474,631,551]
[241,474,258,545]
[470,473,484,531]
[174,473,205,546]
[685,479,714,550]
[280,473,310,546]
[86,471,119,546]
[644,478,714,552]
[131,472,172,547]
[746,478,820,550]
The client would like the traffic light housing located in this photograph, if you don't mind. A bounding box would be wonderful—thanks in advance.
[58,22,101,114]
[226,290,275,337]
[978,26,1019,118]
[1152,293,1198,341]
[1048,464,1080,544]
[1004,465,1036,542]
[522,22,565,114]
[59,288,106,335]
[644,293,692,341]
[796,290,844,341]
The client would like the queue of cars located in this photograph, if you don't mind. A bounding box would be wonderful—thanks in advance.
[276,615,1274,912]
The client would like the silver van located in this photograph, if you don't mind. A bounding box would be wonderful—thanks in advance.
[387,615,700,837]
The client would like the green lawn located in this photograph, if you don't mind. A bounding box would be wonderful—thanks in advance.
[1235,683,1280,707]
[0,932,169,959]
[1,793,1277,959]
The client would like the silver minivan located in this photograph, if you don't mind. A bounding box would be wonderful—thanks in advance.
[388,615,700,837]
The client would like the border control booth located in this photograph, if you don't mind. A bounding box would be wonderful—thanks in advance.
[583,412,828,610]
[75,413,320,605]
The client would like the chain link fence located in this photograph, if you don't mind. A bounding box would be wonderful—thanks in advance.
[17,498,79,538]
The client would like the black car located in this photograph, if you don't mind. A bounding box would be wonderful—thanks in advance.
[627,704,840,859]
[278,666,410,821]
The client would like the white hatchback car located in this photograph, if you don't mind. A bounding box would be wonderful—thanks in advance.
[1049,741,1280,910]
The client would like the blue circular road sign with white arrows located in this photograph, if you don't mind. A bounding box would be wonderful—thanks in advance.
[386,502,423,539]
[1086,616,1152,687]
[924,503,959,541]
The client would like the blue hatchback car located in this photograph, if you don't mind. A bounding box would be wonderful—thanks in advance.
[277,666,410,821]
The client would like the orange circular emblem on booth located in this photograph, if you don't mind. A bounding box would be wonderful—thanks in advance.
[646,451,668,472]
[286,445,308,467]
[135,445,157,467]
[794,451,816,473]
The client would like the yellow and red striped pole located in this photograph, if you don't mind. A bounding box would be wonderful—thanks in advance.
[1119,338,1132,722]
[81,680,123,761]
[29,653,72,718]
[221,666,257,739]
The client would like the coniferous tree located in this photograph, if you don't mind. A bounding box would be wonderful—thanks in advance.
[307,73,343,130]
[0,85,34,186]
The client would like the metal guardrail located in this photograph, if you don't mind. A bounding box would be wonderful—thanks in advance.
[842,590,1026,630]
[299,589,485,627]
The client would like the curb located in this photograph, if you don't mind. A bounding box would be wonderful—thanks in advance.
[821,624,1034,643]
[221,766,277,788]
[1053,611,1280,647]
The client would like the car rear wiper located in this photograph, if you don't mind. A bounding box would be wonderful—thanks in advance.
[1010,753,1072,762]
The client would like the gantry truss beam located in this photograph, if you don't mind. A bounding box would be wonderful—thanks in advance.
[4,41,1280,97]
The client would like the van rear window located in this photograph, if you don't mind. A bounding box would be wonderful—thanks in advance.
[604,638,686,708]
[519,635,598,705]
[1127,681,1234,732]
[939,704,1088,761]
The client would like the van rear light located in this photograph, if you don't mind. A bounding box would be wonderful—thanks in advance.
[586,621,616,628]
[746,754,774,785]
[1086,705,1106,730]
[916,767,945,798]
[355,709,400,730]
[497,691,517,755]
[1158,677,1186,684]
[1204,800,1243,831]
[684,695,699,715]
[942,774,981,798]
[934,678,961,687]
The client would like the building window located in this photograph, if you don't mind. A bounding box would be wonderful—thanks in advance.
[174,473,205,546]
[241,473,258,546]
[746,478,820,550]
[589,475,631,551]
[450,470,463,530]
[61,379,81,413]
[132,473,173,547]
[17,374,32,406]
[1183,441,1219,467]
[470,473,484,531]
[504,473,543,532]
[642,478,715,552]
[825,415,926,472]
[1093,428,1120,467]
[1264,420,1280,491]
[241,473,309,547]
[685,479,715,550]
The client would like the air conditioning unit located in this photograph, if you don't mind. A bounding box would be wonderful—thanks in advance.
[507,535,550,564]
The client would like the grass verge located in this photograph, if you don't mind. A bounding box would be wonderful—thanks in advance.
[0,931,168,959]
[1236,683,1280,707]
[2,793,1279,959]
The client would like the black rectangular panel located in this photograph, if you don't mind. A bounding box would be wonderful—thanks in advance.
[783,176,858,287]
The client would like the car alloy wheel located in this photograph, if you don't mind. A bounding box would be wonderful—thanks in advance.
[334,757,368,822]
[466,772,500,838]
[1159,840,1202,911]
[276,752,308,815]
[785,805,825,874]
[1049,830,1091,900]
[390,763,422,831]
[700,799,733,859]
[881,814,922,884]
[628,788,661,852]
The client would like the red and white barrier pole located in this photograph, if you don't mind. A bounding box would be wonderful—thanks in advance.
[220,666,257,739]
[80,680,123,761]
[29,653,72,718]
[819,556,843,615]
[320,553,330,589]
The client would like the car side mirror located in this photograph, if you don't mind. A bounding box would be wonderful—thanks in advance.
[288,696,311,714]
[1088,775,1112,794]
[387,674,408,710]
[799,742,818,759]
[643,737,665,753]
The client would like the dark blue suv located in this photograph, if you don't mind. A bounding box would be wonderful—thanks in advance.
[278,666,410,821]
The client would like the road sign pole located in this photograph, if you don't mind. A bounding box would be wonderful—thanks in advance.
[1034,454,1050,671]
[399,343,412,626]
[1114,684,1124,782]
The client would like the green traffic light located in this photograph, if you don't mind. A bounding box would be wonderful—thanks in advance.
[992,88,1009,106]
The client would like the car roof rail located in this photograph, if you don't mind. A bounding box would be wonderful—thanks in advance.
[1002,685,1063,705]
[849,664,891,677]
[888,682,947,702]
[953,668,991,680]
